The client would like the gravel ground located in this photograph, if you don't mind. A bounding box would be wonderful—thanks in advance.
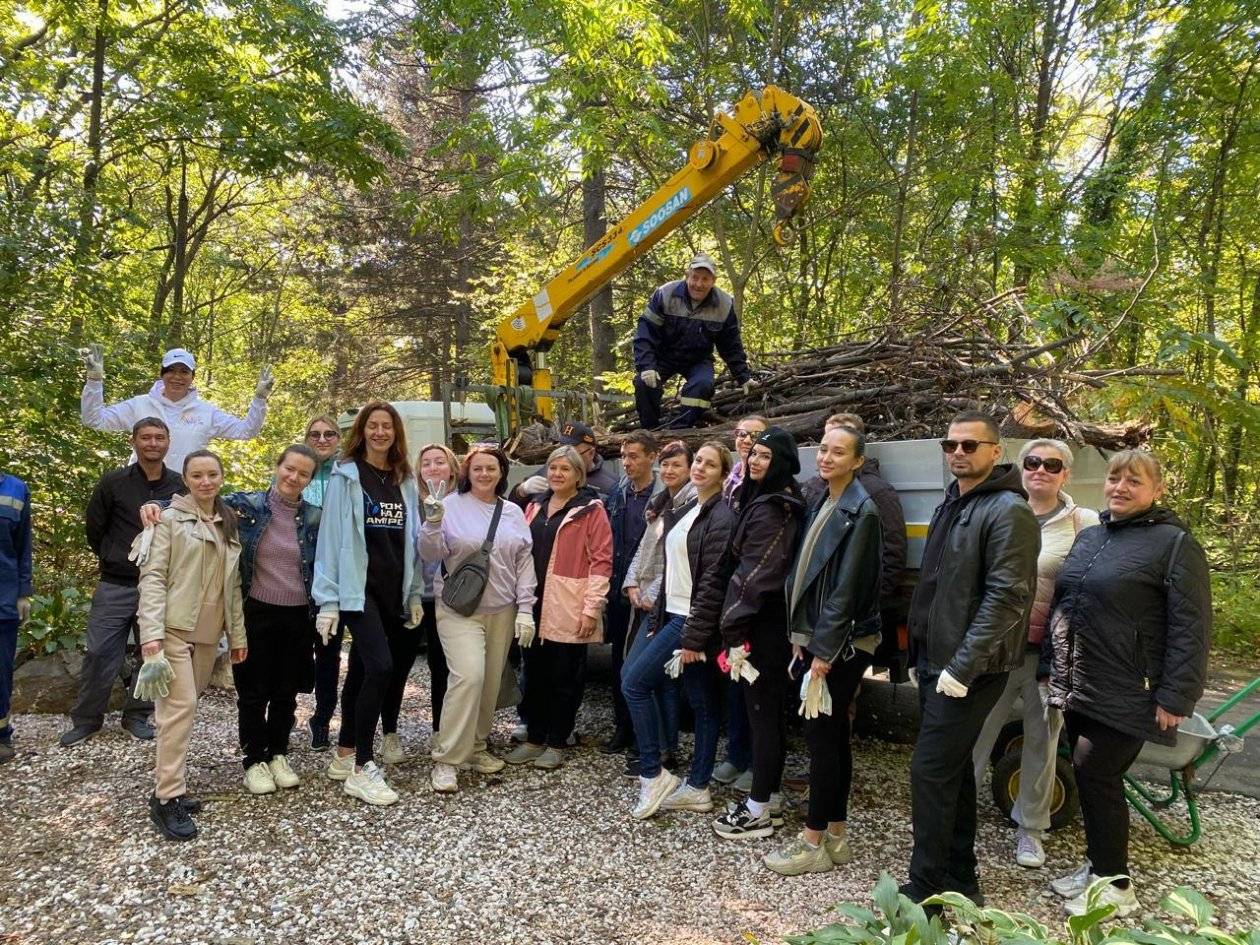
[3,665,1259,945]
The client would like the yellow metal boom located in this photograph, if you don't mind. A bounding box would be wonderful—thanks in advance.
[490,85,823,431]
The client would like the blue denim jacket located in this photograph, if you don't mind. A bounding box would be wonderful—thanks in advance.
[225,490,321,607]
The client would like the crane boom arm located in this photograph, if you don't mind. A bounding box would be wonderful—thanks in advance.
[489,85,823,426]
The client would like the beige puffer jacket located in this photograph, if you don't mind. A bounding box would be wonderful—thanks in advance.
[1028,492,1099,646]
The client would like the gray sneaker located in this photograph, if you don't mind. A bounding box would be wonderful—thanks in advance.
[1051,860,1094,898]
[764,833,834,876]
[505,743,545,765]
[712,760,744,785]
[733,768,754,792]
[533,747,563,770]
[661,783,714,812]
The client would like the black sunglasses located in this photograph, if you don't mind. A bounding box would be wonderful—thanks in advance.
[940,439,997,454]
[1023,455,1065,474]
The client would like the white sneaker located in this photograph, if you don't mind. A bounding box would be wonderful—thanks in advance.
[431,762,459,793]
[326,752,355,782]
[244,762,277,795]
[469,750,505,774]
[660,783,714,812]
[344,761,399,806]
[381,733,405,765]
[1064,881,1139,918]
[268,755,300,789]
[1014,828,1045,868]
[1051,860,1094,898]
[632,770,681,820]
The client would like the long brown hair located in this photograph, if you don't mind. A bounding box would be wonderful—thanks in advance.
[181,449,239,542]
[340,401,412,484]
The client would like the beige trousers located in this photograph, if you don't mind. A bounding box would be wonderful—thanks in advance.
[154,633,219,800]
[431,605,516,765]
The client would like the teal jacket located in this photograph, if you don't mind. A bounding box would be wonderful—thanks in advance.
[312,459,425,615]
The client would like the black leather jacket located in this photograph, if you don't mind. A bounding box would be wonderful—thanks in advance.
[1046,505,1211,746]
[908,463,1040,685]
[786,478,883,664]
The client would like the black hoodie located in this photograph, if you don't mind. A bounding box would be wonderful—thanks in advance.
[1045,505,1211,746]
[908,462,1040,684]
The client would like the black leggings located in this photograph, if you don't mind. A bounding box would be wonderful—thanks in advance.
[339,595,403,766]
[804,652,871,830]
[423,601,448,732]
[233,599,315,768]
[380,601,430,735]
[521,639,588,748]
[1065,711,1145,886]
[741,613,792,804]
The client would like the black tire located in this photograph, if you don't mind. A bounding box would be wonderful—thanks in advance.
[989,720,1026,768]
[991,750,1079,831]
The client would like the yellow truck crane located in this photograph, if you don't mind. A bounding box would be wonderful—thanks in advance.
[487,85,822,437]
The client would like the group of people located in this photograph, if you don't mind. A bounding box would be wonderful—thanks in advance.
[0,254,1212,922]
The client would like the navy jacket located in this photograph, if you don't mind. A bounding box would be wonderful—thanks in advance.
[0,473,32,620]
[633,280,751,382]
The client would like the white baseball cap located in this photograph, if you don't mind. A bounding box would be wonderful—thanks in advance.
[161,348,196,372]
[687,253,718,275]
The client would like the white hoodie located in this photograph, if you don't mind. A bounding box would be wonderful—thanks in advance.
[81,378,267,472]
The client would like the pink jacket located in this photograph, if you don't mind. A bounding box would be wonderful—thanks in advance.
[525,497,613,643]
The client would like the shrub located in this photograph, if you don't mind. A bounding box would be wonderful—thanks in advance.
[18,587,90,657]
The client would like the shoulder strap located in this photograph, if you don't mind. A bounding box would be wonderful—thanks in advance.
[1164,530,1187,587]
[481,499,504,551]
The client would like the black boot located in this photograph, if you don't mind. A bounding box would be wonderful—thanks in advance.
[309,718,330,751]
[149,794,197,841]
[122,716,155,740]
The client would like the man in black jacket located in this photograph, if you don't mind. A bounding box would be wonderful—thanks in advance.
[60,418,184,747]
[900,411,1039,906]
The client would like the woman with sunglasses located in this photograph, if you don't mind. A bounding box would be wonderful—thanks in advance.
[302,415,341,508]
[721,415,767,508]
[971,439,1099,869]
[303,414,342,751]
[710,427,806,840]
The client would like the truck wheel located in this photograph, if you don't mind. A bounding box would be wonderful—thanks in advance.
[991,750,1079,831]
[989,720,1026,768]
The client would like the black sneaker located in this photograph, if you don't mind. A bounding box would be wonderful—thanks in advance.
[122,716,155,741]
[177,795,204,815]
[309,719,330,752]
[59,724,101,748]
[712,800,774,840]
[149,794,197,841]
[623,754,641,778]
[0,741,12,765]
[601,729,632,754]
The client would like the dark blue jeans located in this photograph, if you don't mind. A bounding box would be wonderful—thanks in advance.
[625,612,679,756]
[622,615,685,779]
[679,655,720,789]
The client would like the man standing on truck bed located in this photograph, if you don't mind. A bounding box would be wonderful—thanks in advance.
[900,410,1039,909]
[633,254,753,430]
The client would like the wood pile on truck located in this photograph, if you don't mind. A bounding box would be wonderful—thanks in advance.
[511,291,1162,463]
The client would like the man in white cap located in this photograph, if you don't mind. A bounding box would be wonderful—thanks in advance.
[80,345,274,472]
[633,253,752,429]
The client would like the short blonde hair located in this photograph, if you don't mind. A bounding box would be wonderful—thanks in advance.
[547,445,587,488]
[1106,449,1163,484]
[1019,438,1073,470]
[415,443,460,496]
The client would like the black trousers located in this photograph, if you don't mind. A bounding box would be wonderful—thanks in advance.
[907,666,1008,898]
[421,600,448,732]
[521,639,588,748]
[339,594,403,766]
[380,601,429,735]
[741,616,793,804]
[1065,710,1145,885]
[606,595,633,737]
[233,599,316,769]
[312,622,345,726]
[804,652,872,830]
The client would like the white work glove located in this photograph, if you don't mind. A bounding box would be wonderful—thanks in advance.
[315,610,339,646]
[515,611,536,648]
[664,649,704,679]
[1039,681,1051,720]
[799,673,833,719]
[518,475,549,497]
[639,369,660,389]
[80,343,105,380]
[133,650,175,701]
[128,525,156,567]
[422,480,448,524]
[254,365,275,400]
[741,379,754,395]
[17,596,31,625]
[405,602,424,629]
[936,669,969,698]
[726,644,760,685]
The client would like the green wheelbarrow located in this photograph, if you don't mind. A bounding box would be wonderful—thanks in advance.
[989,675,1260,847]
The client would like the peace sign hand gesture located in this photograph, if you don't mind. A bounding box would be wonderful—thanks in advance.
[423,479,448,524]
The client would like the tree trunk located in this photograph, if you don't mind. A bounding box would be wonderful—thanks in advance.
[584,165,616,390]
[67,0,109,344]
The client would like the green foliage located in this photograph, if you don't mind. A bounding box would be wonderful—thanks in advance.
[1210,571,1260,658]
[784,874,1260,945]
[18,587,90,657]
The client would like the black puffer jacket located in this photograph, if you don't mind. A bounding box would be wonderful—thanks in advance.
[1046,505,1211,746]
[636,493,736,654]
[786,477,883,664]
[908,463,1040,685]
[690,489,806,648]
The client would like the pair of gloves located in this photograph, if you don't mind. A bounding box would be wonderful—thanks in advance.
[639,370,755,395]
[79,344,276,400]
[314,601,431,647]
[717,643,760,685]
[663,649,705,679]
